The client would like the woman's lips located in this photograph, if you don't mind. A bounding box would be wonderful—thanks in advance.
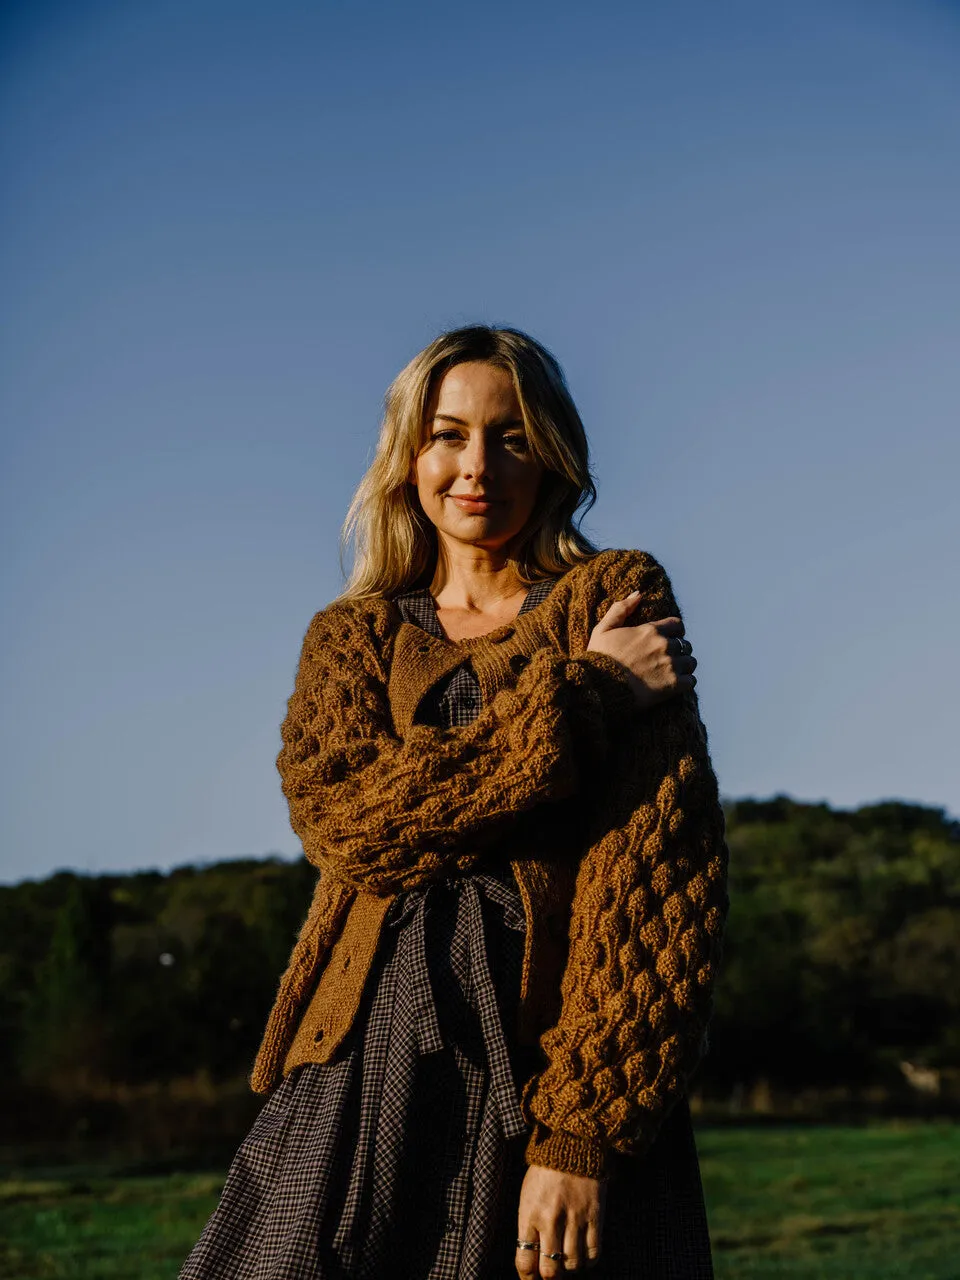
[449,495,499,512]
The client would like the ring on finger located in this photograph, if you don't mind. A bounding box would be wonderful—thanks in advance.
[516,1240,540,1252]
[541,1250,564,1261]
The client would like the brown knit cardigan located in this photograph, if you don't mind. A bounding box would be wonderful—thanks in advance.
[251,547,729,1181]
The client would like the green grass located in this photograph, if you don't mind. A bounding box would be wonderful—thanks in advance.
[698,1122,960,1279]
[1,1123,957,1278]
[0,1171,223,1279]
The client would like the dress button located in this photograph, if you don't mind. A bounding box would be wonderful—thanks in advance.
[509,653,529,674]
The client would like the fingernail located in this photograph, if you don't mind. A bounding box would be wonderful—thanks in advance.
[627,589,641,598]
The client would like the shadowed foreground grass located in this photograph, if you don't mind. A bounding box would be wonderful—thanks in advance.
[0,1171,221,1280]
[1,1123,957,1278]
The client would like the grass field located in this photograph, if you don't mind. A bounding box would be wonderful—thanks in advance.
[698,1123,959,1279]
[1,1123,957,1279]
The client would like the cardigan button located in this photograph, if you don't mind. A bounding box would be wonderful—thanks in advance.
[509,653,529,674]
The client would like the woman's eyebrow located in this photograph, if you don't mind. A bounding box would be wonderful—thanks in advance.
[431,414,525,428]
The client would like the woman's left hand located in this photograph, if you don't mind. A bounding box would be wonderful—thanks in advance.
[515,1164,607,1276]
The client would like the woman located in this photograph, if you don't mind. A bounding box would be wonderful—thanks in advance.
[179,325,729,1280]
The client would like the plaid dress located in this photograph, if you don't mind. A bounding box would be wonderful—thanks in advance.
[178,580,715,1280]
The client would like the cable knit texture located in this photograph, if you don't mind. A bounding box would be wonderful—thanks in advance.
[251,548,729,1180]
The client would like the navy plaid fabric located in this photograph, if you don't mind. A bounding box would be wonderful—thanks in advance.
[178,579,715,1279]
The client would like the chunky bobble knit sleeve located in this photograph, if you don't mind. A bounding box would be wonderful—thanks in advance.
[278,604,633,895]
[521,557,730,1180]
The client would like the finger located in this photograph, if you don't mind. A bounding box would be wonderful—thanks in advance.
[676,673,697,692]
[516,1211,540,1279]
[537,1225,565,1279]
[595,592,642,631]
[515,1222,540,1279]
[673,655,697,675]
[562,1219,583,1274]
[652,616,685,638]
[585,1214,602,1268]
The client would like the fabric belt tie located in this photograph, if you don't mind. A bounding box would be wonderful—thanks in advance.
[385,872,528,1140]
[391,891,445,1056]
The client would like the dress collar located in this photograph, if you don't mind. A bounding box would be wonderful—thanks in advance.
[393,577,559,640]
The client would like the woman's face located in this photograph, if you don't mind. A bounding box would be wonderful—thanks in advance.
[408,360,545,557]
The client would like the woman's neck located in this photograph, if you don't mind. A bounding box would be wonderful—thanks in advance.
[427,546,528,616]
[426,552,530,640]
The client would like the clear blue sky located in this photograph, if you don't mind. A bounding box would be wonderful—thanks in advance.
[2,0,958,884]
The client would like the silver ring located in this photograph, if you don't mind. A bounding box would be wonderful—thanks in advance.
[542,1250,564,1261]
[517,1240,540,1251]
[678,637,692,656]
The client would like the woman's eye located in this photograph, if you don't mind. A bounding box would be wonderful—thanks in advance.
[429,430,528,450]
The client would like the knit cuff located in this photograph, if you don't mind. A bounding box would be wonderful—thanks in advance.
[524,1120,613,1182]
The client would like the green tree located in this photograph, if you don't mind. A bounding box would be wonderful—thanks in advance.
[20,876,112,1089]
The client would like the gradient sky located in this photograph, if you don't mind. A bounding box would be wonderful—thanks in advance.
[2,0,958,884]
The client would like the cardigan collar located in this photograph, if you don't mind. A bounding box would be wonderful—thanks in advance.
[386,577,562,735]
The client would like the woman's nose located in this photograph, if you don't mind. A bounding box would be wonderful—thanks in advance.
[460,440,493,480]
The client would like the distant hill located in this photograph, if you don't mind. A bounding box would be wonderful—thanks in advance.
[2,797,958,1105]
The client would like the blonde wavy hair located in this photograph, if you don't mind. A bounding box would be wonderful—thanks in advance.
[334,325,601,603]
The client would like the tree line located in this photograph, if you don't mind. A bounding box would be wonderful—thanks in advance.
[2,797,958,1118]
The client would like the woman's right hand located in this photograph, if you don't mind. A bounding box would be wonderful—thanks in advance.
[586,591,697,711]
